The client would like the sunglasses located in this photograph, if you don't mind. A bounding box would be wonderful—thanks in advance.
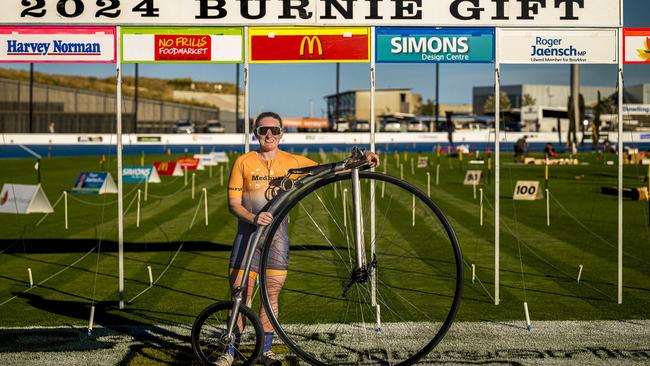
[255,126,283,136]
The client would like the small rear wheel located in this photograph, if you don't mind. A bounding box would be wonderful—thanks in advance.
[191,301,264,365]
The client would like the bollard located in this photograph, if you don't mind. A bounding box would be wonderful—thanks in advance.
[524,302,532,331]
[148,265,154,287]
[136,189,141,228]
[412,195,415,227]
[343,188,348,227]
[480,188,484,226]
[436,164,440,185]
[27,268,33,288]
[427,172,431,197]
[64,191,69,230]
[88,305,96,336]
[192,173,196,199]
[577,264,584,283]
[203,188,209,226]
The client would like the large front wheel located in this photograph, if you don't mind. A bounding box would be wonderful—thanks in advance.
[260,171,463,365]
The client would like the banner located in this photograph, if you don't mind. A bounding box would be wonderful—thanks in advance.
[0,26,116,63]
[249,27,369,63]
[497,28,618,64]
[177,158,200,170]
[122,27,243,63]
[0,184,53,214]
[623,28,650,64]
[123,166,161,183]
[154,161,183,177]
[71,172,117,194]
[376,27,494,63]
[0,1,622,27]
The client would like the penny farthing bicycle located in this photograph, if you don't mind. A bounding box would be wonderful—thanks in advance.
[192,147,463,365]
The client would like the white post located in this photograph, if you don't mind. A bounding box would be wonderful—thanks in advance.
[136,189,141,228]
[64,191,68,230]
[244,26,251,153]
[617,27,624,305]
[147,265,153,287]
[144,179,148,202]
[524,302,532,331]
[396,152,400,168]
[546,188,550,226]
[381,181,385,199]
[479,188,483,226]
[410,158,414,175]
[191,173,196,200]
[411,195,415,227]
[400,164,404,180]
[343,188,348,227]
[220,165,224,187]
[577,264,584,283]
[209,165,213,178]
[203,187,208,226]
[494,55,501,306]
[427,172,431,197]
[116,26,125,310]
[27,268,33,288]
[334,180,338,199]
[471,264,476,284]
[184,167,188,187]
[436,164,440,185]
[88,305,96,335]
[473,182,477,200]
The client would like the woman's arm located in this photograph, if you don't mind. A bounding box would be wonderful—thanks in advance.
[228,198,273,226]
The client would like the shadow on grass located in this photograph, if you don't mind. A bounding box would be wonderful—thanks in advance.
[0,239,233,254]
[1,293,199,365]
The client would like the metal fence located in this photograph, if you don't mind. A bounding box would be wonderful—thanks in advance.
[0,78,219,133]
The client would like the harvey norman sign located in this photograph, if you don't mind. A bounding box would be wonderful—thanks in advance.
[376,27,493,63]
[497,28,618,64]
[0,26,116,63]
[0,1,622,27]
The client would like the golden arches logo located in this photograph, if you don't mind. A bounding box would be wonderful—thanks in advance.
[300,36,323,56]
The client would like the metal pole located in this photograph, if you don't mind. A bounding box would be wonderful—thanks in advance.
[244,27,250,153]
[435,63,439,132]
[369,27,379,329]
[134,63,139,133]
[116,26,125,310]
[29,63,34,133]
[235,64,240,131]
[335,63,340,123]
[494,47,501,306]
[617,27,623,305]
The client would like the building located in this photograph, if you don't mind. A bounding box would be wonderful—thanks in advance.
[173,90,244,133]
[324,88,421,125]
[472,84,617,115]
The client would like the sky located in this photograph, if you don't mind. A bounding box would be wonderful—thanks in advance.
[2,1,649,118]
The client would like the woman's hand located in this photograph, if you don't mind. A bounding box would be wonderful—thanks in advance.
[364,151,380,168]
[255,211,274,226]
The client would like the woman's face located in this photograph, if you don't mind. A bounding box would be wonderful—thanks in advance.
[256,116,283,152]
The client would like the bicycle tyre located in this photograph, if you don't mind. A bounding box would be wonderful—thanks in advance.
[259,171,463,365]
[191,301,264,366]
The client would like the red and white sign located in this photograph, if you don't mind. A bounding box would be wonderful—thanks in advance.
[624,28,650,64]
[0,26,116,63]
[250,27,369,63]
[154,161,183,177]
[122,27,243,63]
[177,158,200,171]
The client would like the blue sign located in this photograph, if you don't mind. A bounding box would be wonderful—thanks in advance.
[123,166,153,183]
[376,27,494,63]
[71,172,108,194]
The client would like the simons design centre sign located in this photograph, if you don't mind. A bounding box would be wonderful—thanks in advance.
[376,27,494,63]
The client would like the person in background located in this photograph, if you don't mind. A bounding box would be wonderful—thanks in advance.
[514,135,528,162]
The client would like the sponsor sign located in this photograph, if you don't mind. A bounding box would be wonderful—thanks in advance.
[194,154,220,167]
[177,158,200,170]
[376,27,494,63]
[154,162,183,177]
[212,152,230,164]
[137,136,162,142]
[0,1,622,27]
[0,184,53,214]
[122,27,243,63]
[249,27,369,63]
[623,105,650,115]
[71,172,117,195]
[78,135,103,143]
[464,170,483,185]
[513,180,543,200]
[497,28,618,64]
[0,26,115,63]
[624,29,650,64]
[123,166,161,184]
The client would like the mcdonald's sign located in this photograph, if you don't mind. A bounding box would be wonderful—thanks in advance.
[249,27,369,63]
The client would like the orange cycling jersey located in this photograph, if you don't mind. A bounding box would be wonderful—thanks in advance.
[227,150,316,272]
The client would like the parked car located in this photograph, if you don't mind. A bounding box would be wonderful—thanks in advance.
[352,120,370,132]
[205,120,225,133]
[382,118,402,132]
[175,120,195,134]
[407,119,427,132]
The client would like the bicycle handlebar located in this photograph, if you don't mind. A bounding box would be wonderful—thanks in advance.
[287,147,369,177]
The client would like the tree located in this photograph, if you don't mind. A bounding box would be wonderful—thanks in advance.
[483,92,511,113]
[417,98,436,115]
[522,93,537,106]
[567,93,585,148]
[592,91,614,148]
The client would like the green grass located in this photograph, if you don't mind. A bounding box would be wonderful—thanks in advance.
[0,150,649,329]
